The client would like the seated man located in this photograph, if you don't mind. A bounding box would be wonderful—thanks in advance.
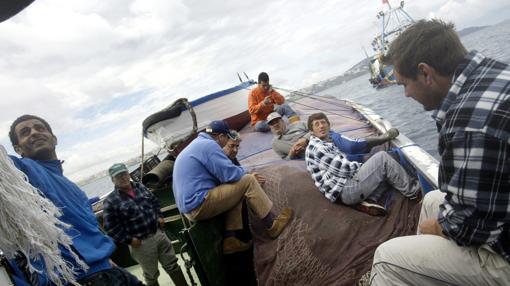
[223,130,266,186]
[305,112,419,215]
[248,72,299,132]
[173,120,293,254]
[267,112,399,160]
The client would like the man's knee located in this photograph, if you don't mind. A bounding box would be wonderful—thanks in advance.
[239,174,258,187]
[373,240,392,264]
[422,190,444,210]
[371,151,388,162]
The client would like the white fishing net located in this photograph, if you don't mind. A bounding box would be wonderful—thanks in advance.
[0,145,88,285]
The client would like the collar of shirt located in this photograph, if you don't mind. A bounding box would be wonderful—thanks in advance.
[431,50,485,129]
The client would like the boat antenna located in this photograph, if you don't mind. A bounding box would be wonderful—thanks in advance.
[237,72,243,83]
[243,72,250,81]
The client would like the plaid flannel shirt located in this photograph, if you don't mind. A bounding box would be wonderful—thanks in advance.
[103,182,162,245]
[305,135,361,202]
[432,51,510,262]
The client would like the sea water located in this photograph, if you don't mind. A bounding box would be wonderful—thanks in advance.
[80,20,510,198]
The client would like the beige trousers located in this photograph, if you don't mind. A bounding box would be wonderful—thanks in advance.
[370,190,510,285]
[186,174,273,231]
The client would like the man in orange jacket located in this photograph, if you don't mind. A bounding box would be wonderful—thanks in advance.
[248,72,299,132]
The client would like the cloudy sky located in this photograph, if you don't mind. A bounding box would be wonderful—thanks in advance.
[1,0,509,181]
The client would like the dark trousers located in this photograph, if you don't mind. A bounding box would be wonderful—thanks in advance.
[77,266,145,286]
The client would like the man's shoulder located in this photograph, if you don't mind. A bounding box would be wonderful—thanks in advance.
[104,190,121,203]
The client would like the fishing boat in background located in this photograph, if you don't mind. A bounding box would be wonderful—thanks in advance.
[368,0,414,89]
[132,78,439,285]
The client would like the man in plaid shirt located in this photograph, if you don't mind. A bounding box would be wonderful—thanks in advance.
[305,112,419,216]
[371,20,510,285]
[103,163,188,286]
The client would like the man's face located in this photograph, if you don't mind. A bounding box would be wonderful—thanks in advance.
[14,119,57,160]
[259,80,270,92]
[217,133,229,148]
[395,70,445,111]
[223,139,240,160]
[311,118,330,140]
[112,172,132,190]
[269,118,286,136]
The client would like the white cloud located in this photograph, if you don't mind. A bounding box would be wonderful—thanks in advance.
[0,0,507,182]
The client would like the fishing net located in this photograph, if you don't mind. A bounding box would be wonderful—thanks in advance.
[249,160,421,285]
[0,145,87,285]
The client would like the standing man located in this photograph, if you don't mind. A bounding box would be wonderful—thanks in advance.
[8,114,143,285]
[370,20,510,285]
[173,120,293,254]
[305,113,418,216]
[103,163,188,286]
[248,72,299,132]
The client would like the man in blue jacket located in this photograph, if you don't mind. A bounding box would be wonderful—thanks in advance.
[8,114,144,286]
[173,120,293,254]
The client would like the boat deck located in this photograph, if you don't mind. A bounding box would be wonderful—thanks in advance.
[126,252,199,286]
[235,96,422,285]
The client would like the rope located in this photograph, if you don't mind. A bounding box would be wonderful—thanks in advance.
[0,145,87,286]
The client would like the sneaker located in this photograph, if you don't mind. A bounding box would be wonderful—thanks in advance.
[407,180,422,200]
[354,201,387,216]
[288,115,300,124]
[223,237,253,254]
[267,207,293,239]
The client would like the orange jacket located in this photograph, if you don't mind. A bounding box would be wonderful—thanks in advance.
[248,85,285,126]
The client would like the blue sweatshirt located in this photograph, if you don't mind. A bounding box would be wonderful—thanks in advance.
[10,156,114,283]
[173,133,246,213]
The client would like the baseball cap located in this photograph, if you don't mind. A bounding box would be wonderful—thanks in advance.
[206,120,236,139]
[267,112,282,125]
[109,163,129,177]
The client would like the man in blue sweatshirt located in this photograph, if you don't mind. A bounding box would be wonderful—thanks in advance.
[173,120,293,254]
[8,114,144,286]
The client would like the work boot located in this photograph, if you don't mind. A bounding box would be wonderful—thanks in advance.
[288,115,300,124]
[223,237,253,254]
[354,201,387,216]
[169,268,188,286]
[267,207,293,239]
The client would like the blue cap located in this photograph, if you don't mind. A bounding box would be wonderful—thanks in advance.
[206,120,236,139]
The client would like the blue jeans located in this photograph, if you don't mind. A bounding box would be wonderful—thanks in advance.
[77,266,145,286]
[255,103,297,132]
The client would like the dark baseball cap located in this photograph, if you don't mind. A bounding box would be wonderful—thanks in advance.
[206,120,237,139]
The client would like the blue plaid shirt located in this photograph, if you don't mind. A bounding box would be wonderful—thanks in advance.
[432,51,510,262]
[103,182,162,245]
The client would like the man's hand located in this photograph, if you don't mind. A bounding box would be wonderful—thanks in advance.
[252,172,266,186]
[289,138,308,158]
[419,219,446,238]
[263,96,272,105]
[385,128,399,140]
[158,217,165,229]
[131,238,142,248]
